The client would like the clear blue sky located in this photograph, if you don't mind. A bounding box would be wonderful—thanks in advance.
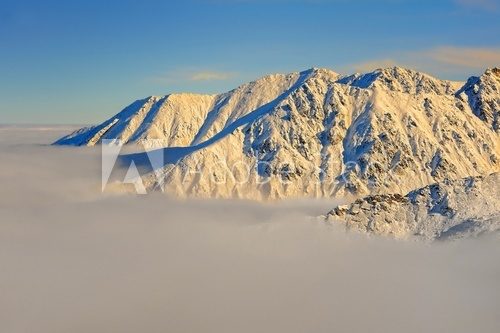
[1,0,499,124]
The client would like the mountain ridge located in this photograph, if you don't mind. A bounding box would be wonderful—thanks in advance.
[55,66,499,201]
[54,66,498,148]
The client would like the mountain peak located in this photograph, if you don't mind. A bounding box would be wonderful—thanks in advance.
[337,66,458,95]
[54,66,499,199]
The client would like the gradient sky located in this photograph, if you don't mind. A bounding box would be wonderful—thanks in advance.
[1,0,499,124]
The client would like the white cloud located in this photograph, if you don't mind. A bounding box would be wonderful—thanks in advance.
[189,70,236,81]
[422,46,500,69]
[2,127,500,333]
[150,68,237,83]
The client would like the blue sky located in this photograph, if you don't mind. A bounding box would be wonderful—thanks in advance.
[0,0,499,124]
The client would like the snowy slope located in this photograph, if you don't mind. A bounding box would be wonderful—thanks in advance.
[54,71,307,148]
[325,173,500,241]
[55,67,500,200]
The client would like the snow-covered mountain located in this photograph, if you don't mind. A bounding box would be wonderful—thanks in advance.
[55,67,499,201]
[325,172,500,241]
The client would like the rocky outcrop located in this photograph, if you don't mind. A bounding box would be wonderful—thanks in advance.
[325,173,500,241]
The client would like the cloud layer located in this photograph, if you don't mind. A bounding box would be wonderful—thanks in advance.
[151,68,237,83]
[189,70,236,81]
[424,46,500,68]
[1,128,499,333]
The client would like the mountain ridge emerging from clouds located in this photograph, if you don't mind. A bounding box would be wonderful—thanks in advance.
[326,172,500,241]
[55,67,499,200]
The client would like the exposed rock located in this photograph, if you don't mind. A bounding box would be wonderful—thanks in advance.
[325,173,500,241]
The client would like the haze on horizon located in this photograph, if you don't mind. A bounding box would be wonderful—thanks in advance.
[0,0,499,124]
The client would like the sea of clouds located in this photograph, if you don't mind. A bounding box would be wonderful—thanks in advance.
[0,126,499,333]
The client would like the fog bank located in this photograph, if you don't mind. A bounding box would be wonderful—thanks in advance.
[1,128,499,333]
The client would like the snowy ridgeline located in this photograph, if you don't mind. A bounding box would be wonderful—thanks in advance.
[54,66,500,238]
